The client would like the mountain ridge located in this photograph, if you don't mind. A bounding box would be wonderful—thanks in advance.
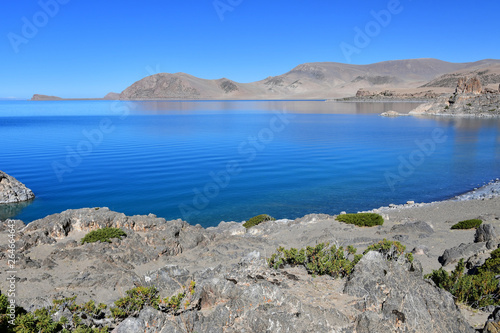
[31,58,500,100]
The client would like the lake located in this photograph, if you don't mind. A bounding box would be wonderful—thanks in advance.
[1,100,499,227]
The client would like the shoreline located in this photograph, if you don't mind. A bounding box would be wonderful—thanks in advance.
[368,178,500,214]
[1,177,499,331]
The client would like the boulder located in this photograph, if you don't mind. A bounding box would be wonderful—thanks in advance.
[344,251,474,332]
[390,220,434,235]
[0,171,35,204]
[475,224,499,243]
[439,242,488,266]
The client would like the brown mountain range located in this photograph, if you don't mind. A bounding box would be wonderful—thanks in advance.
[32,58,500,100]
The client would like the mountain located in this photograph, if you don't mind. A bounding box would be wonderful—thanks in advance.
[118,58,500,100]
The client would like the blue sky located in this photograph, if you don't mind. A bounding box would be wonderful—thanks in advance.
[1,0,498,99]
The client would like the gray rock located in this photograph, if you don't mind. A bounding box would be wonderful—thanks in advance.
[345,251,474,332]
[0,171,35,204]
[390,220,434,234]
[412,245,429,256]
[475,224,499,243]
[484,307,500,332]
[393,234,409,242]
[439,242,488,266]
[113,317,145,333]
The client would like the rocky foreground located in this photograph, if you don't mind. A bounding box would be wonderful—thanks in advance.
[1,182,500,332]
[0,171,34,204]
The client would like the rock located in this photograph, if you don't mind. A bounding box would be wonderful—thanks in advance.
[390,221,434,235]
[344,251,474,332]
[484,307,500,333]
[475,224,499,243]
[439,242,488,266]
[484,321,500,333]
[412,245,429,256]
[0,171,35,204]
[380,110,403,117]
[113,317,145,333]
[393,234,409,242]
[407,200,415,205]
[294,213,332,224]
[455,76,483,94]
[207,221,246,236]
[356,88,372,97]
[466,252,490,270]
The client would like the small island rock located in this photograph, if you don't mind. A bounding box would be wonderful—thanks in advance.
[0,171,35,204]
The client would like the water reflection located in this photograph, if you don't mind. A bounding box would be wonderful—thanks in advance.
[0,200,33,221]
[129,100,423,115]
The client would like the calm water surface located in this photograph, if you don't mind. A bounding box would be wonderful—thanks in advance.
[0,100,499,227]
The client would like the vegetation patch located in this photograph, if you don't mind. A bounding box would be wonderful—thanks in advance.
[81,227,127,244]
[1,281,197,332]
[336,213,383,227]
[267,243,362,278]
[426,249,500,308]
[243,214,276,229]
[1,292,109,333]
[450,219,482,230]
[267,239,411,278]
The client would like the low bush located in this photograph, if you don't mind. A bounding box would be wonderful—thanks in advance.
[81,228,127,244]
[110,286,159,319]
[243,214,275,229]
[364,239,410,261]
[450,219,482,230]
[268,239,414,278]
[1,280,197,332]
[426,250,500,308]
[336,213,383,227]
[267,243,362,278]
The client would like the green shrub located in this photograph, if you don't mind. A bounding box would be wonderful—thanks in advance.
[110,286,159,319]
[243,214,276,229]
[336,213,383,227]
[81,228,127,244]
[450,219,482,230]
[267,243,362,278]
[110,282,196,318]
[426,250,500,308]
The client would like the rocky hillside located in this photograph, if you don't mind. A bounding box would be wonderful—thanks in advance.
[0,171,34,204]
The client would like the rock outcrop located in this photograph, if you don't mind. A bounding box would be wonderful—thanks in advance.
[0,171,35,204]
[455,76,482,94]
[344,251,474,332]
[351,89,439,100]
[410,76,500,116]
[112,251,474,332]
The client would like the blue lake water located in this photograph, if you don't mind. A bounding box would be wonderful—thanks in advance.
[0,100,499,227]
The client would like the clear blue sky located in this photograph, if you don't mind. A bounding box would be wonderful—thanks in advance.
[1,0,498,99]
